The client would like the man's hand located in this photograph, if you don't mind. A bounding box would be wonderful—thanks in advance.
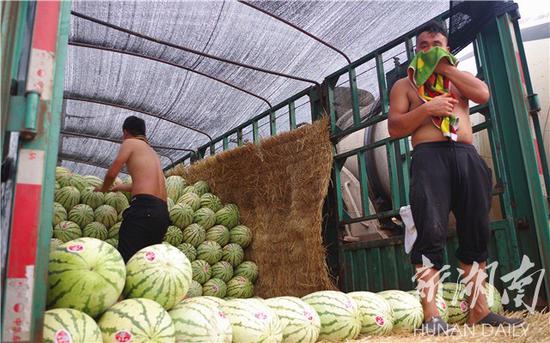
[434,57,453,75]
[425,93,458,117]
[94,185,109,193]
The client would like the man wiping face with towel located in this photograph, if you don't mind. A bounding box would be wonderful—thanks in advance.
[388,21,523,334]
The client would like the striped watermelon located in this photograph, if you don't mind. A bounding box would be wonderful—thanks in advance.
[166,175,186,201]
[177,242,196,262]
[53,221,82,242]
[55,186,81,211]
[104,192,130,213]
[211,261,234,283]
[164,226,184,246]
[206,225,230,246]
[265,296,321,343]
[348,291,394,336]
[183,223,206,247]
[186,280,203,298]
[94,205,118,228]
[55,181,60,190]
[229,225,253,248]
[301,290,361,341]
[50,238,64,251]
[201,295,226,306]
[170,204,194,229]
[167,197,175,211]
[193,180,210,196]
[83,175,104,189]
[52,202,67,226]
[117,209,125,222]
[68,204,94,228]
[182,185,197,195]
[408,288,448,322]
[57,174,73,188]
[80,187,105,210]
[234,261,259,283]
[196,240,223,265]
[222,243,244,267]
[114,177,123,186]
[193,207,216,230]
[47,238,125,318]
[203,278,228,298]
[192,259,212,284]
[200,193,222,212]
[124,243,192,310]
[67,174,90,192]
[226,276,254,298]
[82,222,109,240]
[378,290,423,333]
[169,296,232,343]
[216,205,240,229]
[105,238,118,248]
[483,282,503,314]
[43,308,102,343]
[98,298,175,343]
[108,222,121,239]
[442,282,469,324]
[56,166,72,181]
[177,192,201,211]
[121,176,132,202]
[222,298,283,343]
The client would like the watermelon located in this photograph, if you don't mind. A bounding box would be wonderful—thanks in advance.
[211,261,234,283]
[203,278,227,298]
[57,174,73,188]
[56,166,72,181]
[67,174,90,192]
[177,192,201,211]
[114,177,123,186]
[83,175,104,188]
[105,238,118,248]
[229,225,253,248]
[216,205,239,229]
[408,288,448,322]
[177,242,196,262]
[226,276,254,298]
[166,175,186,201]
[80,187,105,210]
[55,181,60,190]
[124,243,192,310]
[82,222,109,240]
[98,298,175,343]
[121,176,132,201]
[169,297,232,343]
[170,204,194,229]
[183,223,206,247]
[94,204,118,228]
[43,308,102,343]
[223,298,282,343]
[192,180,209,196]
[484,282,503,314]
[221,243,244,267]
[52,202,67,226]
[348,291,394,336]
[186,280,203,298]
[442,282,469,324]
[182,185,196,195]
[47,238,125,318]
[265,296,321,343]
[206,225,230,246]
[301,290,361,341]
[200,193,222,212]
[53,221,82,242]
[117,209,124,222]
[234,261,259,283]
[108,222,121,239]
[167,197,175,211]
[50,238,64,251]
[55,186,81,211]
[193,207,216,230]
[104,192,130,213]
[163,226,184,246]
[196,240,223,265]
[68,204,95,228]
[192,259,212,284]
[378,290,423,333]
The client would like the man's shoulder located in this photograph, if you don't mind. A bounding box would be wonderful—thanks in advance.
[390,77,411,96]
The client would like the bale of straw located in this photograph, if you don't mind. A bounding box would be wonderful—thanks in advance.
[173,118,336,297]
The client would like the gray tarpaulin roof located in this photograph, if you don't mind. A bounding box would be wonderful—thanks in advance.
[60,0,448,176]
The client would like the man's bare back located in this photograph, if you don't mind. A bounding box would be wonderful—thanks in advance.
[124,138,167,200]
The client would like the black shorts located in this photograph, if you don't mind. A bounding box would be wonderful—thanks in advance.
[118,194,170,263]
[409,141,493,270]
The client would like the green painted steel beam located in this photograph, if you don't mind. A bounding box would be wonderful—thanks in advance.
[348,68,361,125]
[288,102,296,130]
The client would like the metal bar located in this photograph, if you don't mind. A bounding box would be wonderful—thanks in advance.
[331,113,388,142]
[405,38,415,61]
[341,209,400,226]
[237,129,244,146]
[386,141,400,210]
[333,160,345,222]
[288,102,296,130]
[269,111,276,136]
[222,136,229,151]
[375,54,389,114]
[252,121,259,143]
[348,68,361,125]
[326,81,338,134]
[357,151,370,217]
[335,136,393,161]
[70,10,320,86]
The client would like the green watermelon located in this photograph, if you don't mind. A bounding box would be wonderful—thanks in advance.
[124,243,192,310]
[234,261,259,283]
[181,185,196,195]
[216,205,239,229]
[222,243,244,267]
[265,296,321,343]
[442,282,470,324]
[211,261,234,283]
[177,242,196,262]
[53,221,82,242]
[55,186,81,212]
[121,176,132,202]
[52,202,67,226]
[104,192,130,213]
[193,180,210,196]
[222,298,282,343]
[206,225,230,246]
[57,174,73,188]
[167,197,175,211]
[192,259,212,284]
[80,187,105,210]
[94,204,118,228]
[484,283,504,314]
[98,298,175,342]
[183,223,206,247]
[177,192,201,211]
[196,240,223,265]
[50,238,64,251]
[200,193,222,212]
[68,204,94,228]
[226,276,254,298]
[83,175,104,188]
[186,280,203,298]
[108,222,121,239]
[67,174,90,192]
[193,207,216,230]
[47,238,126,318]
[203,278,227,298]
[43,308,102,343]
[378,290,423,333]
[105,238,118,248]
[55,181,60,190]
[82,222,108,240]
[170,204,194,228]
[166,175,186,201]
[56,166,72,181]
[163,226,184,246]
[229,225,253,248]
[349,291,394,336]
[408,288,448,322]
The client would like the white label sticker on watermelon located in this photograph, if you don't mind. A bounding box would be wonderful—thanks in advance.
[303,310,314,321]
[115,330,133,342]
[254,312,268,321]
[66,244,84,253]
[54,329,73,343]
[144,251,156,262]
[460,301,468,312]
[375,316,385,327]
[218,311,226,319]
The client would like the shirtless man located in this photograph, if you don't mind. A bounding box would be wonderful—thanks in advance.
[388,21,522,334]
[96,116,169,263]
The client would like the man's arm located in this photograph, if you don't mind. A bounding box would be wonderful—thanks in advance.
[96,140,133,192]
[436,60,490,104]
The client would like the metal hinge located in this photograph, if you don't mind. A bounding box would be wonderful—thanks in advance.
[7,88,41,140]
